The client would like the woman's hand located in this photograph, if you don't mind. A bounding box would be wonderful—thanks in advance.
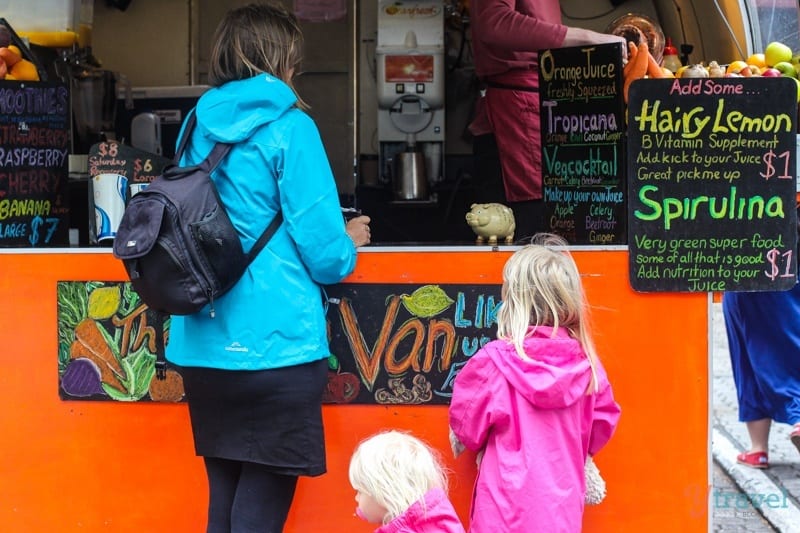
[346,215,371,247]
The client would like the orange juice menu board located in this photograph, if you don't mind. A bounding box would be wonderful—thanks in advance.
[0,81,70,247]
[538,43,626,245]
[627,77,797,292]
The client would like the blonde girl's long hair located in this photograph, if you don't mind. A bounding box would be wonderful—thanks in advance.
[208,2,309,109]
[496,233,600,393]
[349,430,448,524]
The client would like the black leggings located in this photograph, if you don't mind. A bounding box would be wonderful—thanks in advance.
[204,457,299,533]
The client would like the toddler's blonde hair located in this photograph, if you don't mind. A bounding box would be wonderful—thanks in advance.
[349,430,448,524]
[496,233,599,391]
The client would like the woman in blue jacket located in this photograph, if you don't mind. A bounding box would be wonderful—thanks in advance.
[165,4,371,531]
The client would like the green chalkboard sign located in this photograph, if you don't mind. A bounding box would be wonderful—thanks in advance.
[627,77,798,292]
[538,42,626,245]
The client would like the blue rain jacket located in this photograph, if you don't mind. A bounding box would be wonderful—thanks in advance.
[166,73,357,370]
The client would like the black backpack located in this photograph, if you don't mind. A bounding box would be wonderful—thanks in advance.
[112,110,282,318]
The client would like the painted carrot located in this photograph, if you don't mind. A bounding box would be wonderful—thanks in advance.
[71,318,125,391]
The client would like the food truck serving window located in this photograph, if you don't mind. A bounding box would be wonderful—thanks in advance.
[745,0,800,52]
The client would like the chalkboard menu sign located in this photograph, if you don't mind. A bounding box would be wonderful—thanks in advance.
[0,81,70,247]
[88,141,172,187]
[325,282,500,405]
[538,43,626,244]
[627,77,798,292]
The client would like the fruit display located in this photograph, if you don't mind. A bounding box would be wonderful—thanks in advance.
[0,44,40,81]
[622,39,800,103]
[0,23,40,81]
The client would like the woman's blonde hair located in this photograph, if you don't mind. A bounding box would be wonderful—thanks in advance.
[208,2,308,108]
[496,233,599,392]
[349,430,448,524]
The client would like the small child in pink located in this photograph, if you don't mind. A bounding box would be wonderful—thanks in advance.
[348,430,466,533]
[449,234,621,532]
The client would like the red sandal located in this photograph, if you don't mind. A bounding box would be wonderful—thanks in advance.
[791,425,800,455]
[736,450,769,469]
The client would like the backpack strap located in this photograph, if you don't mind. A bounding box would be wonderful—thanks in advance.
[175,108,234,170]
[246,211,284,263]
[152,310,168,380]
[177,108,283,263]
[174,109,197,162]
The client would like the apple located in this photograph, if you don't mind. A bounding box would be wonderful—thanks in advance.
[773,61,797,78]
[761,67,782,77]
[793,77,800,103]
[765,41,793,67]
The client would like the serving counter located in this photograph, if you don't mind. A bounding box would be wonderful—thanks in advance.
[0,246,710,532]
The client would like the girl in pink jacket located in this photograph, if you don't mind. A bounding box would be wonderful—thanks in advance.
[349,430,466,533]
[449,235,621,532]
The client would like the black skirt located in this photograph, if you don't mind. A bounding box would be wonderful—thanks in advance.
[178,358,328,477]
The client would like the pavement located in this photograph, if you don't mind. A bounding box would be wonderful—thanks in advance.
[711,302,800,532]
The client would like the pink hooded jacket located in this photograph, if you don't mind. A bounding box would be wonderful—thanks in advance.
[374,488,466,533]
[449,327,621,533]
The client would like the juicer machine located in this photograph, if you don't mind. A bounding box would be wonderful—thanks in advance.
[376,0,445,201]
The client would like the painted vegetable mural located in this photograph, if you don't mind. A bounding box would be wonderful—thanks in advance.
[57,281,182,402]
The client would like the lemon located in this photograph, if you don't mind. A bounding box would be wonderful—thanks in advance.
[400,285,454,318]
[87,286,121,320]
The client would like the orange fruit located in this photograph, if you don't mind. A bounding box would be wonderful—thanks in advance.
[747,53,766,69]
[726,60,748,75]
[10,59,39,81]
[0,46,21,67]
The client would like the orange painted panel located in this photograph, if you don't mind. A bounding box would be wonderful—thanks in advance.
[0,250,709,532]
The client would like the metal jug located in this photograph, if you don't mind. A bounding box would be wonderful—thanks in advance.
[393,149,428,201]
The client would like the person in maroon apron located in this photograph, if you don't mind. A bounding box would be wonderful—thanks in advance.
[468,0,626,241]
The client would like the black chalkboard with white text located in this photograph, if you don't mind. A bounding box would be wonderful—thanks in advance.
[627,77,797,292]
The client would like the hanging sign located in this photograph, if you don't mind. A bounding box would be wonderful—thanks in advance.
[538,42,627,245]
[627,77,797,292]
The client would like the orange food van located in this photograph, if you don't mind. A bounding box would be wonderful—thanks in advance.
[0,247,711,532]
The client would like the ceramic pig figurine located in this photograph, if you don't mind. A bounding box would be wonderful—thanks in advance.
[465,203,515,245]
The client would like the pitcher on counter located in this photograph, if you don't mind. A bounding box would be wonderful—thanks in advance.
[164,3,371,532]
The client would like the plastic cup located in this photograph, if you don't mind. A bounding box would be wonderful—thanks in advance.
[128,182,149,197]
[93,173,128,242]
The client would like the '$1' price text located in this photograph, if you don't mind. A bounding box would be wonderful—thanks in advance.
[765,247,795,280]
[760,149,793,180]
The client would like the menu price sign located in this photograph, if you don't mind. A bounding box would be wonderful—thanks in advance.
[88,141,172,186]
[538,43,626,244]
[627,77,797,292]
[0,81,70,247]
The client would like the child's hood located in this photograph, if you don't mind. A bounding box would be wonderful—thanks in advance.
[485,326,593,409]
